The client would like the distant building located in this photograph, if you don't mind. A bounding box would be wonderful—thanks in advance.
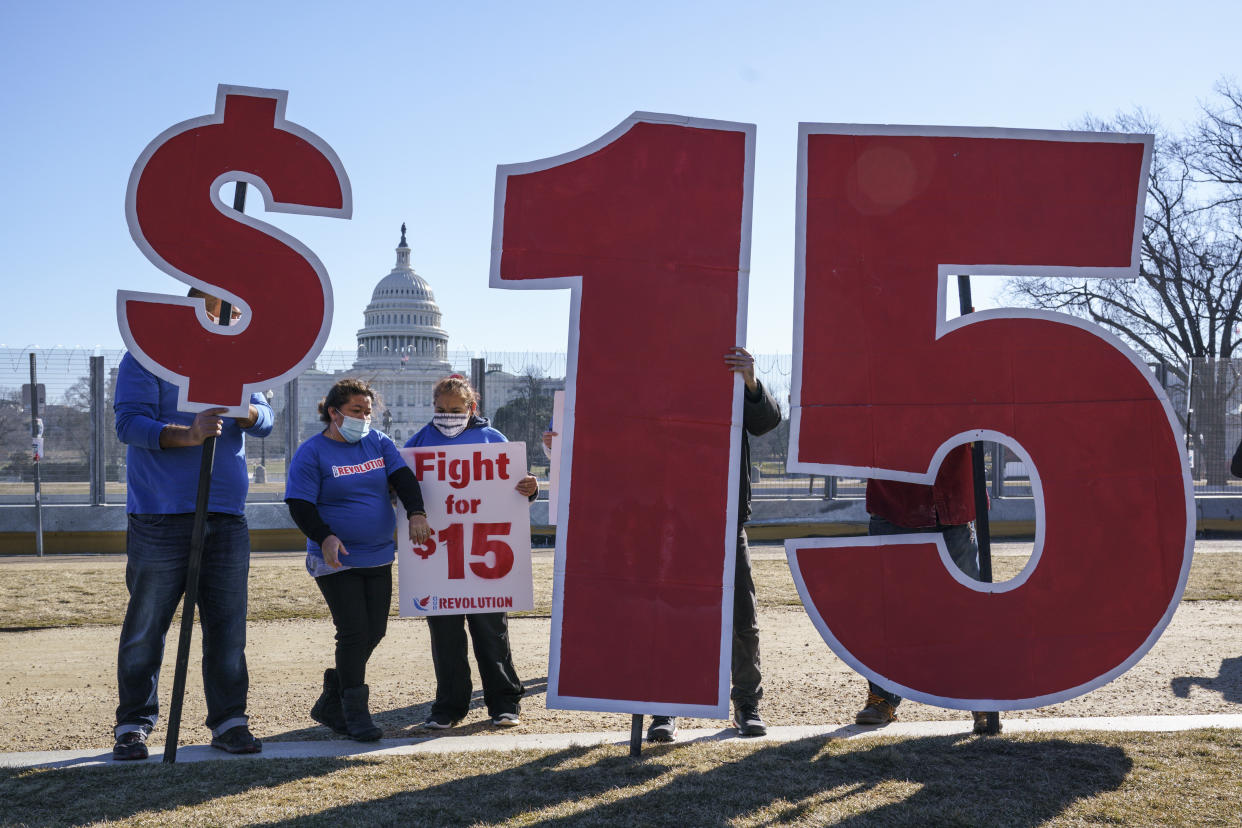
[289,225,562,446]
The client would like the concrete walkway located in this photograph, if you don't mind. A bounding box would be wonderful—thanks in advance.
[5,714,1242,770]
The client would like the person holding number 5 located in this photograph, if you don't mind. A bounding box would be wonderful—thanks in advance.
[285,378,430,741]
[405,374,537,729]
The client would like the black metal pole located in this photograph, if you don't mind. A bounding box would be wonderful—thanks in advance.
[162,181,245,763]
[956,275,1001,736]
[30,353,43,557]
[629,714,643,757]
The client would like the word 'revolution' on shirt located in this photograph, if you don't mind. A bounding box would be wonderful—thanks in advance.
[331,458,386,478]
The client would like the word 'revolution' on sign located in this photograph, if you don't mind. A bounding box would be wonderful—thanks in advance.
[396,443,535,617]
[491,112,755,718]
[117,84,351,416]
[785,125,1193,710]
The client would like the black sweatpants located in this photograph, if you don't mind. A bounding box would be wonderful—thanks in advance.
[315,564,392,689]
[732,528,762,705]
[426,612,524,720]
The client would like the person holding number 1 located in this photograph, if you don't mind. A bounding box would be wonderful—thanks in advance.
[406,374,537,729]
[647,346,782,742]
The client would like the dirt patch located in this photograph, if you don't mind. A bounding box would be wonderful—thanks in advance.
[1,542,1239,750]
[1,603,1239,751]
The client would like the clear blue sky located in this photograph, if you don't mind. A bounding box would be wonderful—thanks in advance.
[2,0,1238,355]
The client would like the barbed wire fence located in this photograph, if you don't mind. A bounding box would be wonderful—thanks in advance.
[0,347,1221,505]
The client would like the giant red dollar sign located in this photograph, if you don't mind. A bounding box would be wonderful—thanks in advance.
[787,126,1193,708]
[118,85,351,414]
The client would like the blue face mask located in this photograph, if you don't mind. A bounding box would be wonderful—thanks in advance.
[338,413,370,443]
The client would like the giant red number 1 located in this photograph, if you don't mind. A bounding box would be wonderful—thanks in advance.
[786,126,1194,708]
[492,113,755,715]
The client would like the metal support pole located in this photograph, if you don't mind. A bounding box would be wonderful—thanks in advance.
[629,714,643,757]
[956,275,1000,735]
[30,353,43,557]
[990,442,1004,500]
[470,357,487,415]
[89,356,106,505]
[163,181,245,763]
[285,377,300,465]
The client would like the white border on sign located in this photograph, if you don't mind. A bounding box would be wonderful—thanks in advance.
[117,84,352,417]
[785,123,1194,709]
[490,112,756,717]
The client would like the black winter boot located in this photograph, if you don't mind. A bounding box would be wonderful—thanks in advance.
[340,685,383,742]
[310,668,348,734]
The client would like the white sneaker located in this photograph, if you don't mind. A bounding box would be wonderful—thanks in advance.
[491,712,521,727]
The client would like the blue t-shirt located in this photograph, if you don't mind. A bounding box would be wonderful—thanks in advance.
[114,353,274,515]
[405,417,507,449]
[285,430,407,576]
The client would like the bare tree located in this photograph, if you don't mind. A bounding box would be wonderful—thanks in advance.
[1005,84,1242,485]
[492,370,555,470]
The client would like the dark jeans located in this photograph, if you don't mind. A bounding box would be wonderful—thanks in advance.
[315,564,392,689]
[427,612,524,719]
[866,515,979,708]
[732,528,762,706]
[115,512,250,738]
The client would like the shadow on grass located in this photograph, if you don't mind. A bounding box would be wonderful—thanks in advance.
[1,734,1132,826]
[527,735,1134,827]
[264,676,551,742]
[0,744,638,827]
[274,734,1131,826]
[1171,655,1242,703]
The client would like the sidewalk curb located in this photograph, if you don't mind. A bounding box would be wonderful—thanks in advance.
[6,714,1242,770]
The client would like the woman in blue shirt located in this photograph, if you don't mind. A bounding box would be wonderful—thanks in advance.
[285,378,430,741]
[406,374,538,729]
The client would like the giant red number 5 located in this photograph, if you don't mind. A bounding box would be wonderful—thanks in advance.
[786,126,1194,708]
[492,113,754,715]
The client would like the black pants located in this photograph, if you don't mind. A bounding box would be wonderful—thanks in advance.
[315,564,392,689]
[426,612,524,719]
[732,528,762,706]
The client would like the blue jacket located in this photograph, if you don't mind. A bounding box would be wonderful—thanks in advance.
[114,353,274,515]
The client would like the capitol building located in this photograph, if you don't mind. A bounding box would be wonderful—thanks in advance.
[289,225,560,446]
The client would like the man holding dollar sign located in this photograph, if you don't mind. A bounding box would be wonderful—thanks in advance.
[111,290,273,760]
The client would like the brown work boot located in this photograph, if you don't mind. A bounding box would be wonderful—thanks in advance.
[972,711,1002,735]
[855,691,897,725]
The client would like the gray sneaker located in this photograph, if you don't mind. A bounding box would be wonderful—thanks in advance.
[646,715,677,743]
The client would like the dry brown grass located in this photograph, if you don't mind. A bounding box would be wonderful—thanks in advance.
[2,547,1239,631]
[2,729,1240,827]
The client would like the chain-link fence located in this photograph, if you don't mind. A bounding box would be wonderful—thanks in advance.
[1182,357,1242,494]
[0,347,1218,505]
[0,348,572,505]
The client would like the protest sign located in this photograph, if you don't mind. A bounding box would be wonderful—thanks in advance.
[396,443,534,616]
[785,125,1193,709]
